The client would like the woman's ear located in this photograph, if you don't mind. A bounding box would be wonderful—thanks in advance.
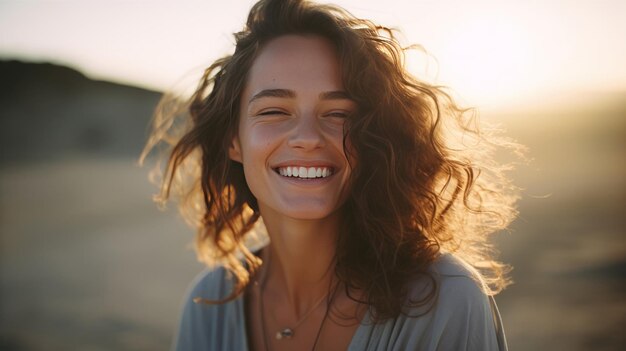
[228,135,243,163]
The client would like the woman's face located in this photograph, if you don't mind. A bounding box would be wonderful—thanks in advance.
[229,35,356,221]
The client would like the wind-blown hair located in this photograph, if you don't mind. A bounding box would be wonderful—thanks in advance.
[141,0,520,321]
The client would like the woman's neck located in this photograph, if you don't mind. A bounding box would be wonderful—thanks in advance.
[259,204,340,317]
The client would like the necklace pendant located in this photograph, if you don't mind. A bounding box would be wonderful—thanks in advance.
[276,328,294,340]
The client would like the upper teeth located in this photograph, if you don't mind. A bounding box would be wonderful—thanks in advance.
[277,166,333,178]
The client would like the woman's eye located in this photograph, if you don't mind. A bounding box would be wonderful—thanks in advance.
[258,110,288,116]
[325,111,350,118]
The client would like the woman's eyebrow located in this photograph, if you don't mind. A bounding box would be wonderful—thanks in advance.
[319,90,352,101]
[249,89,353,104]
[249,89,295,103]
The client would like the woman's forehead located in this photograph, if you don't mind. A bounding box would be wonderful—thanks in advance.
[244,34,343,94]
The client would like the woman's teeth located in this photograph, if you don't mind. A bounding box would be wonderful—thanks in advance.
[276,166,333,179]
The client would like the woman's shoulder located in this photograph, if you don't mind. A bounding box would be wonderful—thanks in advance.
[429,252,491,300]
[424,253,494,316]
[184,265,234,301]
[430,252,482,277]
[172,266,248,351]
[351,253,506,350]
[403,253,489,306]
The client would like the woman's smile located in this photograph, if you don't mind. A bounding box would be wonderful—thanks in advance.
[274,166,334,179]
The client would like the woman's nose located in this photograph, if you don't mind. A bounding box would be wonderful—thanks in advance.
[287,114,325,150]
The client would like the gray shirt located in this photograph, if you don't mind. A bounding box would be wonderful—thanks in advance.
[173,253,508,350]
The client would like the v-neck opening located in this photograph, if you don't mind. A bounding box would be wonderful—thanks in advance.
[238,291,369,351]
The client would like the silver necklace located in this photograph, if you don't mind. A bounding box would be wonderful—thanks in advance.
[256,254,338,351]
[271,291,330,340]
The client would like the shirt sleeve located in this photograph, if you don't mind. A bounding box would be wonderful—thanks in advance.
[420,275,504,351]
[171,270,216,351]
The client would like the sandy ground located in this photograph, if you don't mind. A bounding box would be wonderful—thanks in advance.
[0,158,201,350]
[0,154,624,350]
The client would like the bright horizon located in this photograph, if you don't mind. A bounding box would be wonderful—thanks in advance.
[1,0,625,109]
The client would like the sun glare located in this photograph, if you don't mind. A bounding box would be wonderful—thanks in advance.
[430,11,533,107]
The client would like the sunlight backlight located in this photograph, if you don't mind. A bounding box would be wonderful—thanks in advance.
[0,0,624,108]
[434,10,533,106]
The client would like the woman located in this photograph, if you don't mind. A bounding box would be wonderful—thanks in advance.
[142,0,518,350]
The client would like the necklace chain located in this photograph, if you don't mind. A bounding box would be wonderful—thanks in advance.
[256,251,338,351]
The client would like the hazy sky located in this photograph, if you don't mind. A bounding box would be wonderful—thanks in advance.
[1,0,625,108]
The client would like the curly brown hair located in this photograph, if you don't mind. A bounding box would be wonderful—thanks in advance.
[141,0,520,322]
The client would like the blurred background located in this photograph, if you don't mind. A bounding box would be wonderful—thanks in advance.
[0,0,624,350]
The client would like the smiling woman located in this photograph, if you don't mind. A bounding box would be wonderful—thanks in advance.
[141,0,519,350]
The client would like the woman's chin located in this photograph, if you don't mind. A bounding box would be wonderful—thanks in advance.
[279,207,336,221]
[260,201,342,222]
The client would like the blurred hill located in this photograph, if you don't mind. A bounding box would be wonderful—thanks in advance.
[0,60,161,165]
[484,89,626,202]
